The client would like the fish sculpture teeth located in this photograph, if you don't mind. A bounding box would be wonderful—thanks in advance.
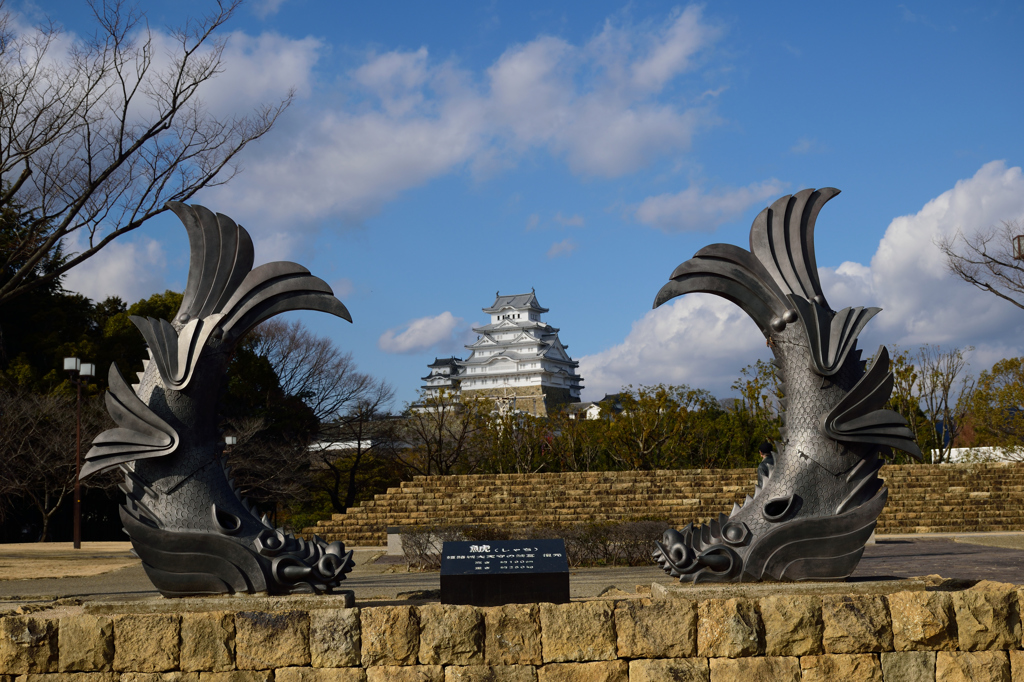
[82,203,355,596]
[652,188,921,583]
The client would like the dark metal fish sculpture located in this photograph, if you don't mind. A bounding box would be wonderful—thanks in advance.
[81,203,355,596]
[652,188,922,583]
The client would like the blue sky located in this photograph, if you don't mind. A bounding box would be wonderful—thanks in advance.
[36,0,1024,407]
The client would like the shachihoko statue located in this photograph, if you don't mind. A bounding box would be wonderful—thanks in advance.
[652,188,921,583]
[81,203,354,596]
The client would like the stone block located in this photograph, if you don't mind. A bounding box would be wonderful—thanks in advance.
[365,666,443,682]
[1012,650,1024,682]
[417,605,483,665]
[310,609,361,668]
[113,614,180,673]
[17,674,119,682]
[821,595,892,654]
[707,656,799,681]
[275,668,367,682]
[59,615,113,672]
[235,611,309,670]
[628,658,709,682]
[888,592,955,651]
[697,598,761,658]
[0,616,57,674]
[758,595,822,656]
[535,661,627,682]
[444,665,537,682]
[121,674,200,682]
[800,654,881,681]
[881,651,936,682]
[199,672,274,682]
[538,602,616,663]
[180,612,234,672]
[952,589,1020,651]
[936,651,1010,682]
[361,606,420,667]
[483,605,541,666]
[615,599,696,659]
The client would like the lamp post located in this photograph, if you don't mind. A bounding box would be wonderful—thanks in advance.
[64,357,95,550]
[1013,234,1024,261]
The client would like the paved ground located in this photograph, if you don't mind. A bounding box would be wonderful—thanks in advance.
[1,533,1022,606]
[0,542,138,580]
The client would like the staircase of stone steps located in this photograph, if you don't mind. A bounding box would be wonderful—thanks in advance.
[303,462,1024,546]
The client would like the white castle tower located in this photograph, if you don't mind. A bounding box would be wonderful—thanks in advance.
[456,289,582,416]
[420,357,461,399]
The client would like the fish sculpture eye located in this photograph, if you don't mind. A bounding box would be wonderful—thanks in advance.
[82,202,354,596]
[652,188,922,583]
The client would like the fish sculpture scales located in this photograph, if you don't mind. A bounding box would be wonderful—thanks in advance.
[652,188,922,583]
[81,203,355,596]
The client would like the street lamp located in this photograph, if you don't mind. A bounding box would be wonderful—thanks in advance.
[1014,234,1024,261]
[64,357,95,550]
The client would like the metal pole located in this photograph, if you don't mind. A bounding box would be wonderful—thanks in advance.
[74,377,81,550]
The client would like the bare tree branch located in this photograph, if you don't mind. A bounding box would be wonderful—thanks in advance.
[248,319,391,423]
[0,0,290,306]
[936,220,1024,311]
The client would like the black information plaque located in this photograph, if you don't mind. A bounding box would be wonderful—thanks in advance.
[440,539,570,606]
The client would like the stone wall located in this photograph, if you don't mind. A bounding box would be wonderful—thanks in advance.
[4,581,1024,681]
[458,386,577,417]
[308,462,1024,546]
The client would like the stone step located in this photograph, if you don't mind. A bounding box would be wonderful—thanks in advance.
[302,463,1024,540]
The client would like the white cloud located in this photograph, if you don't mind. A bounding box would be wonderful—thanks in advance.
[629,6,713,92]
[209,6,723,239]
[252,0,288,19]
[547,238,578,259]
[790,137,825,154]
[379,312,468,354]
[331,278,355,299]
[635,179,787,232]
[554,212,585,227]
[62,236,168,305]
[582,161,1024,399]
[853,160,1024,350]
[526,214,540,230]
[579,295,768,399]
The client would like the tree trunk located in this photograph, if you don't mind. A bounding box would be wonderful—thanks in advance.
[343,449,365,510]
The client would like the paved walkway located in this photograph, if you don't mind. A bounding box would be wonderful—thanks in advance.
[1,534,1021,606]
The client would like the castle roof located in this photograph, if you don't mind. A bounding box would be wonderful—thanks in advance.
[482,290,548,314]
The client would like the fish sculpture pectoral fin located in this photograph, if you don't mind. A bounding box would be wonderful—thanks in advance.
[81,363,179,478]
[820,345,923,460]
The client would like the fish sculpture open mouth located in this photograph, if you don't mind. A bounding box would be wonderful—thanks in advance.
[652,188,922,583]
[82,203,355,596]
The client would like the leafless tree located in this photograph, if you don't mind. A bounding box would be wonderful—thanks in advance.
[224,319,396,517]
[0,388,112,540]
[888,345,975,463]
[936,220,1024,311]
[311,386,400,513]
[398,390,482,476]
[0,0,289,307]
[248,319,384,423]
[917,345,975,463]
[221,415,311,524]
[477,409,552,474]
